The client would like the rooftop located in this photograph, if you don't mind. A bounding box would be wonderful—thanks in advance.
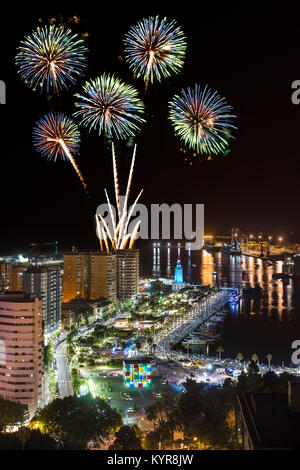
[238,390,300,449]
[0,292,38,303]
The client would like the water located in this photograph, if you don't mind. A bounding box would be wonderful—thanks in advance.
[139,244,300,366]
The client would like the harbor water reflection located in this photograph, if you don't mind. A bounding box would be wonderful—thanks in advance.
[141,244,300,364]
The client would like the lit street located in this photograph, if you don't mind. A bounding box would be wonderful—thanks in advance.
[55,341,73,398]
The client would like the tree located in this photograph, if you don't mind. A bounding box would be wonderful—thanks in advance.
[44,340,54,367]
[144,429,161,450]
[71,368,80,395]
[247,360,259,375]
[109,425,142,450]
[146,390,181,449]
[31,394,122,449]
[0,398,27,431]
[135,339,142,356]
[217,346,224,361]
[0,428,61,450]
[266,353,272,369]
[251,353,259,363]
[177,379,234,448]
[236,352,243,363]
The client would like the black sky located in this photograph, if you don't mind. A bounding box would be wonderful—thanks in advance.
[1,2,300,254]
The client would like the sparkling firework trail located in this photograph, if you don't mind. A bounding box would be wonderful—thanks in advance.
[169,84,236,155]
[74,74,145,139]
[96,144,142,252]
[124,16,187,91]
[16,25,88,94]
[32,112,88,194]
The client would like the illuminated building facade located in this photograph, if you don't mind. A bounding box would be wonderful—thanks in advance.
[123,358,151,388]
[0,262,27,292]
[63,252,117,302]
[116,249,139,299]
[0,292,44,418]
[172,260,185,291]
[63,253,89,302]
[23,266,62,338]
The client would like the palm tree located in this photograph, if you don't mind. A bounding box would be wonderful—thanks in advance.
[266,353,272,369]
[236,352,243,363]
[251,353,259,363]
[147,336,154,355]
[217,346,224,361]
[135,339,141,357]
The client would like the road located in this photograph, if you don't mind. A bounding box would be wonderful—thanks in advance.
[55,341,73,398]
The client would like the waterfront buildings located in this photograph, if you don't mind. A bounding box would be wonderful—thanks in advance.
[0,292,43,418]
[23,266,62,339]
[116,249,139,299]
[63,252,117,302]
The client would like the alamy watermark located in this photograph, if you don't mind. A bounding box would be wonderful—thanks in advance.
[291,340,300,365]
[291,80,300,105]
[96,200,204,250]
[0,81,6,104]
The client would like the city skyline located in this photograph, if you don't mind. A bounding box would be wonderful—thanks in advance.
[1,3,300,453]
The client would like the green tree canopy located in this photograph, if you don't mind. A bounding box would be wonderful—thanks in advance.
[32,394,122,449]
[0,398,27,431]
[109,425,142,450]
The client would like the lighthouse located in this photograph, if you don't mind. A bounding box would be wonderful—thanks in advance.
[172,260,185,291]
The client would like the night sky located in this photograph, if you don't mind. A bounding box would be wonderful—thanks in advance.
[1,3,300,255]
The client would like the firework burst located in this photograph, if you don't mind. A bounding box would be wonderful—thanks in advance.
[74,74,145,139]
[124,16,187,91]
[169,84,236,155]
[96,144,142,252]
[33,112,88,193]
[16,25,88,94]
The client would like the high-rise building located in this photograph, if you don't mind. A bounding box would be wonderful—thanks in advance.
[89,253,117,301]
[116,249,139,299]
[63,253,89,302]
[0,292,44,418]
[23,267,62,338]
[0,262,27,292]
[63,252,117,302]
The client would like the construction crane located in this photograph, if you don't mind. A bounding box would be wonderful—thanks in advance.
[29,241,59,256]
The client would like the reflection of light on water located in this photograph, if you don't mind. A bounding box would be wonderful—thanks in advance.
[276,261,283,273]
[266,266,273,316]
[277,280,284,320]
[201,250,214,285]
[149,249,296,323]
[166,248,171,277]
[152,246,161,277]
[286,281,293,317]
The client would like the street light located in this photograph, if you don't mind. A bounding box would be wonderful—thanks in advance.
[278,236,283,242]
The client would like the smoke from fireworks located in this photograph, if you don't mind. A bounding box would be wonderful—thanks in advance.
[33,112,88,193]
[169,84,236,155]
[96,144,142,252]
[74,74,145,140]
[16,25,88,94]
[124,16,187,91]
